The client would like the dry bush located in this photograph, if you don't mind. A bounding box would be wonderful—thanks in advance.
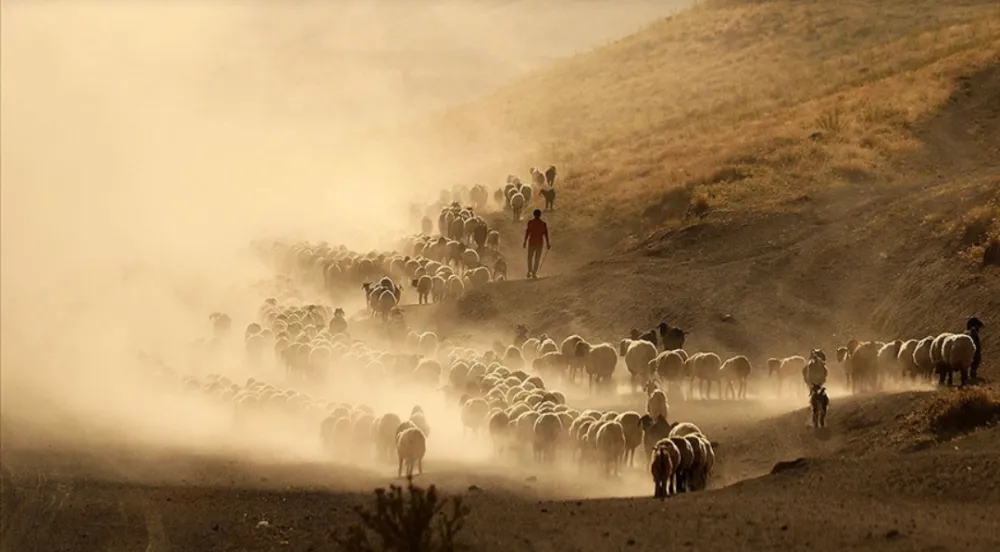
[956,195,1000,266]
[903,388,1000,442]
[334,477,470,552]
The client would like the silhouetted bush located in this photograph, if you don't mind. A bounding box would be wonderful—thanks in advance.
[334,476,470,552]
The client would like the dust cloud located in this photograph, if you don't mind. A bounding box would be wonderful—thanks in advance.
[0,0,689,494]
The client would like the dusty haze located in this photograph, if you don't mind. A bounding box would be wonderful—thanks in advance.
[0,0,689,481]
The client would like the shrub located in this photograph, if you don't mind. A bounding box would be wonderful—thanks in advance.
[904,388,1000,441]
[814,108,845,134]
[334,476,470,552]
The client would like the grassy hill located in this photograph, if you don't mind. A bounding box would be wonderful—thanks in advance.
[416,0,1000,360]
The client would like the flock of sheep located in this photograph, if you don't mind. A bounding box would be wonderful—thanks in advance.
[169,166,985,502]
[248,168,557,322]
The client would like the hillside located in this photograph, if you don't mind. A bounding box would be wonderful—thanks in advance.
[417,0,1000,360]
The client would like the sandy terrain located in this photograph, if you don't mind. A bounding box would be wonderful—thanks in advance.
[3,1,999,552]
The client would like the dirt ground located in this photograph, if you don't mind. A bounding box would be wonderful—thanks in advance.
[4,386,1000,552]
[3,4,999,552]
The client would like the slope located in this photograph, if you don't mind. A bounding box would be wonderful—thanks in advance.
[414,0,1000,361]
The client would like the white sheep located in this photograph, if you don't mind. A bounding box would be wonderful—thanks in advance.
[418,332,439,357]
[509,192,526,222]
[595,421,626,476]
[897,339,919,380]
[461,248,481,273]
[877,340,903,388]
[461,398,490,437]
[396,427,427,477]
[942,333,977,386]
[560,335,587,382]
[645,389,669,421]
[911,336,935,380]
[686,434,715,491]
[520,338,541,365]
[689,352,723,399]
[578,342,618,392]
[532,412,563,463]
[620,339,658,392]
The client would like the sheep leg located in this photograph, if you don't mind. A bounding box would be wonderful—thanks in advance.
[398,458,403,477]
[418,458,423,475]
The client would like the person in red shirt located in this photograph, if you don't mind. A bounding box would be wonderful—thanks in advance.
[523,209,550,279]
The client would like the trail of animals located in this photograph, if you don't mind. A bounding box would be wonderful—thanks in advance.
[166,168,985,500]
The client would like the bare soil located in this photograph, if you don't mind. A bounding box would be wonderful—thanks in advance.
[4,389,1000,552]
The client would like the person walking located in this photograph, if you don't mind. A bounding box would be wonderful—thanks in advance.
[966,316,984,380]
[523,209,550,279]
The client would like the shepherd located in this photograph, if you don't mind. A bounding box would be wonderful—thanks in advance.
[523,209,550,280]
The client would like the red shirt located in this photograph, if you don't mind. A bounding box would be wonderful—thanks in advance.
[524,218,549,247]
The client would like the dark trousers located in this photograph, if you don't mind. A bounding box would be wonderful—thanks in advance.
[527,244,543,276]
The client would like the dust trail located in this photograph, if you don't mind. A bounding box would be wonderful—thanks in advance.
[0,0,695,498]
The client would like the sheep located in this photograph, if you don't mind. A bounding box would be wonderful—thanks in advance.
[689,352,723,399]
[809,384,829,428]
[720,355,752,399]
[493,256,508,281]
[461,398,490,437]
[842,340,879,393]
[520,337,541,365]
[656,322,686,351]
[941,333,977,386]
[897,339,919,380]
[668,421,704,438]
[377,413,403,461]
[486,230,500,254]
[877,340,903,388]
[510,192,526,222]
[596,421,627,476]
[776,355,807,396]
[329,307,348,335]
[766,358,781,377]
[645,389,669,422]
[461,248,481,273]
[412,275,433,305]
[530,167,545,188]
[540,187,556,211]
[532,413,563,463]
[621,339,658,392]
[577,341,618,392]
[801,349,828,390]
[649,350,687,398]
[668,436,695,494]
[640,414,673,464]
[488,410,511,457]
[470,184,488,209]
[396,427,427,477]
[410,409,431,438]
[687,436,715,492]
[502,345,525,371]
[560,335,586,382]
[616,411,643,467]
[650,442,676,499]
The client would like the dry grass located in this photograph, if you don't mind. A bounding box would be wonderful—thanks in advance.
[428,0,1000,240]
[901,387,1000,443]
[949,188,1000,265]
